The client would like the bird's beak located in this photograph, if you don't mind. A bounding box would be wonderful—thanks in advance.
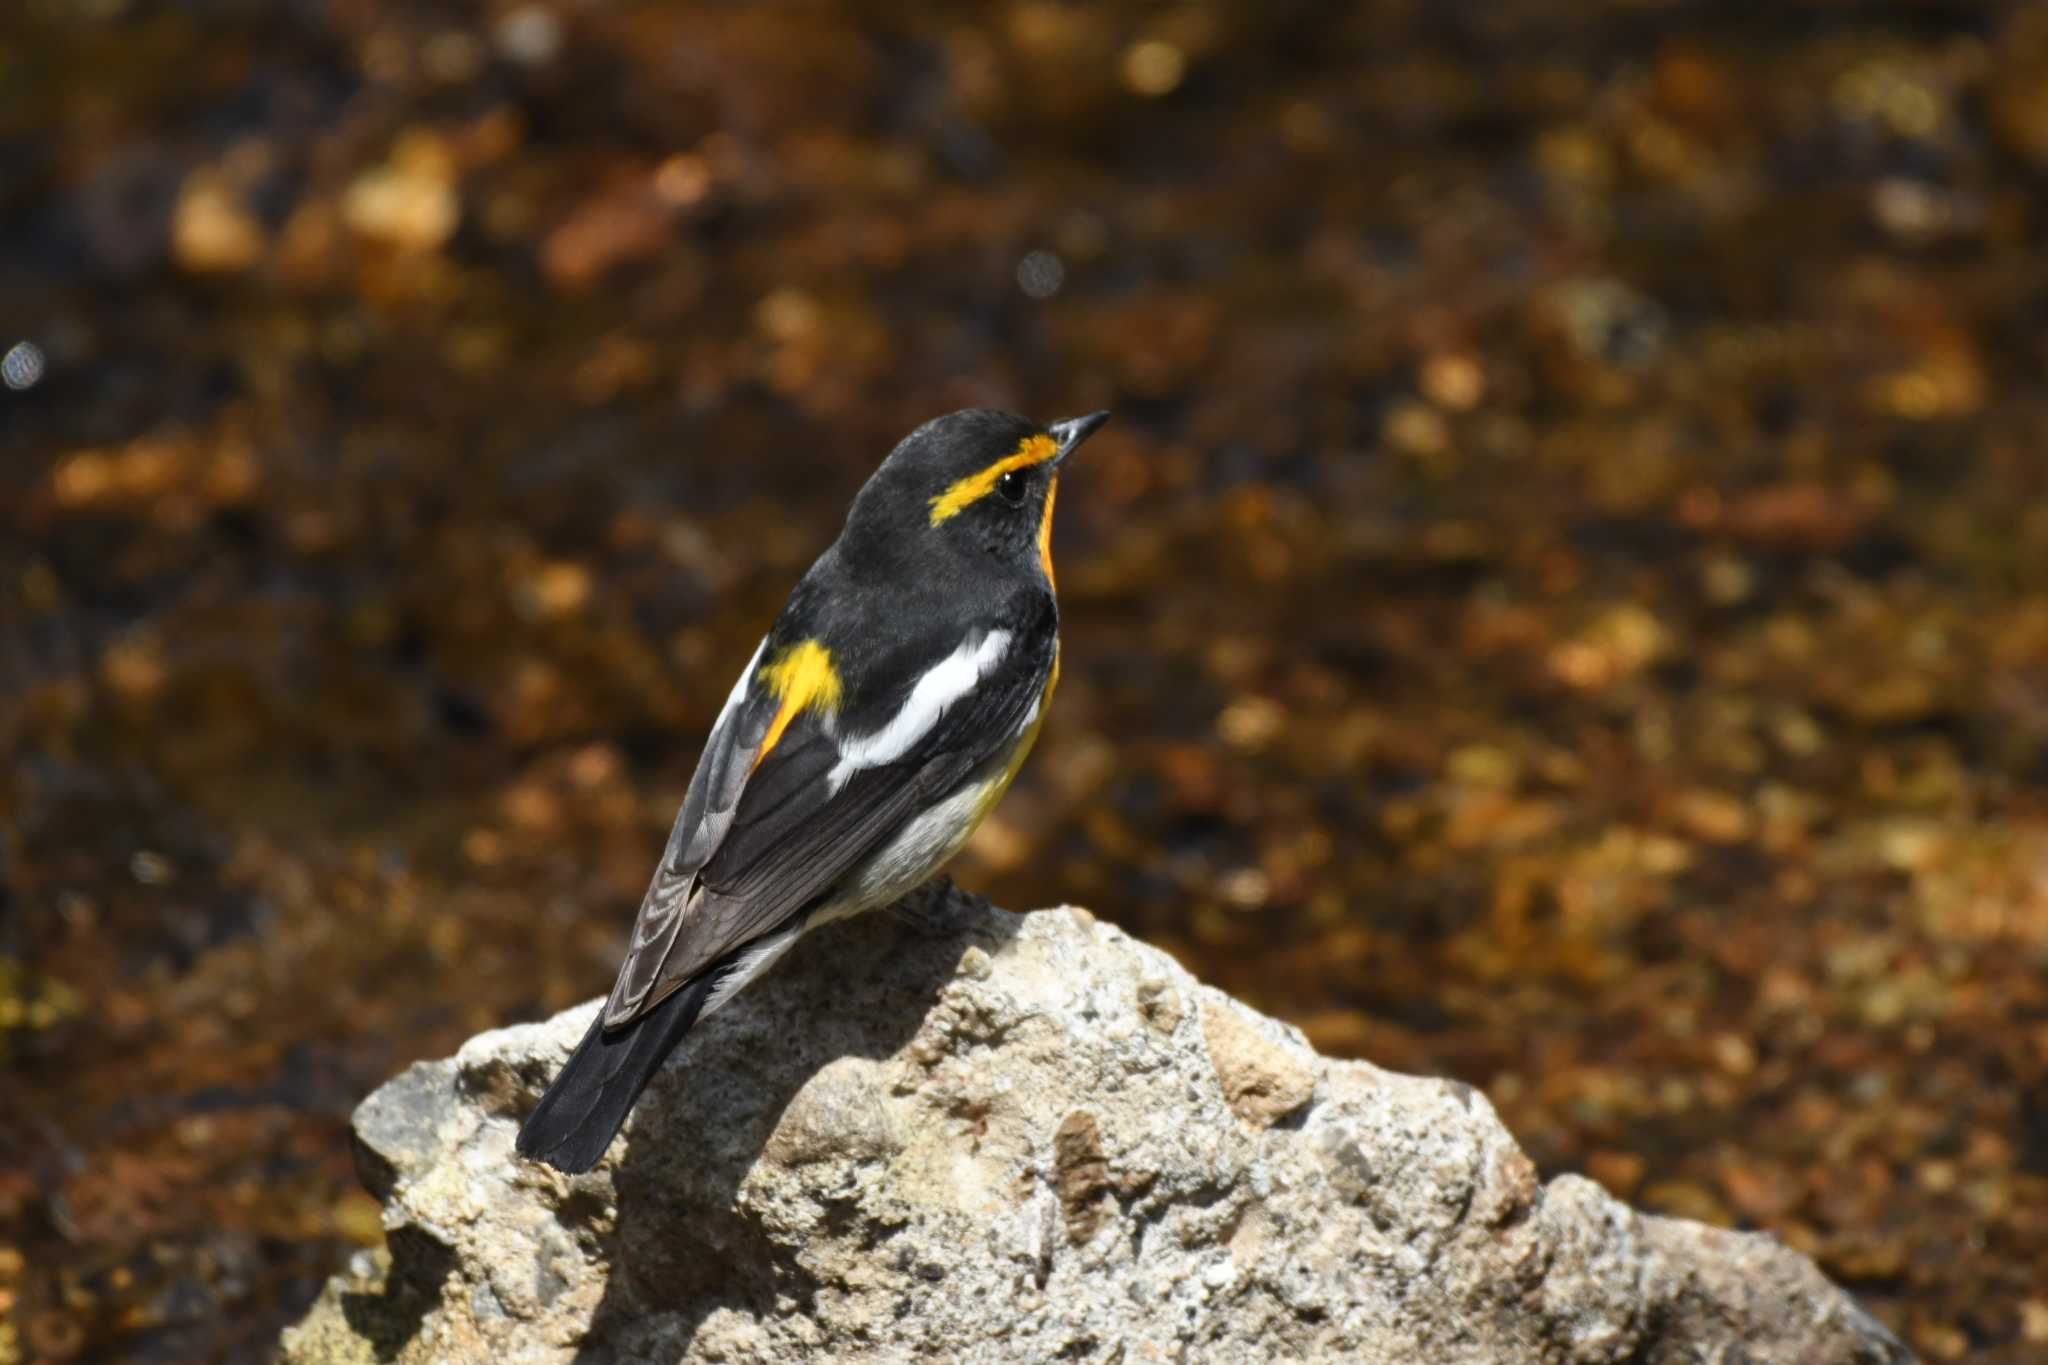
[1048,410,1110,464]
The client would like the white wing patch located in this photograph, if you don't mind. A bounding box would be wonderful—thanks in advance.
[827,629,1011,792]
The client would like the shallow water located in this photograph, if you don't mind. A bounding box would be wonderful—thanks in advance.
[5,2,2048,1359]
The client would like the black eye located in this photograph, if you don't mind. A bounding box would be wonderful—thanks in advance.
[996,469,1029,506]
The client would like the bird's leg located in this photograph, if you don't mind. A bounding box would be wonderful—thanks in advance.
[890,873,979,938]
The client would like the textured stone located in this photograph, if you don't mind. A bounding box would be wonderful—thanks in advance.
[1199,992,1317,1128]
[281,888,1911,1364]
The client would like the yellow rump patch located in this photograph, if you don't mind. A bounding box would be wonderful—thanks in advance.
[928,434,1059,525]
[753,639,843,769]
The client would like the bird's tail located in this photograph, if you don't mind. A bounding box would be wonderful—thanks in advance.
[515,965,723,1174]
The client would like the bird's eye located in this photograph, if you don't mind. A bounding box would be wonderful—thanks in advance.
[996,470,1029,506]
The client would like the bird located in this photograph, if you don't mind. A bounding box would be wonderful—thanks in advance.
[516,407,1109,1173]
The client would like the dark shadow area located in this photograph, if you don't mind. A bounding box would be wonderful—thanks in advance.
[338,1225,459,1364]
[557,879,1023,1362]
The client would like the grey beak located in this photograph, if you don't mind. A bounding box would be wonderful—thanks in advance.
[1048,410,1111,463]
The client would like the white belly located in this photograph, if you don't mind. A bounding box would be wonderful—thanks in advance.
[824,773,1000,922]
[697,774,1001,1020]
[696,716,1045,1022]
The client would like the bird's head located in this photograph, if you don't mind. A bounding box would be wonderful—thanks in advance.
[848,408,1109,582]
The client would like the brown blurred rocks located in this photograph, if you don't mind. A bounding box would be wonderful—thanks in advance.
[280,891,1907,1364]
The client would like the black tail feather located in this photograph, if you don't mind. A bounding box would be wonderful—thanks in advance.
[515,967,723,1173]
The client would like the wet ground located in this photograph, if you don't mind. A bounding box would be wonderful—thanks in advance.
[5,1,2048,1360]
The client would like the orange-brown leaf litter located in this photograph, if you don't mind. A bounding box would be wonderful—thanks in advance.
[5,3,2048,1360]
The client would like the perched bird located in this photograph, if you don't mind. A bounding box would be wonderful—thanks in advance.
[517,407,1109,1172]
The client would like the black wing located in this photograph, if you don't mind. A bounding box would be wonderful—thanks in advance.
[600,621,1052,1030]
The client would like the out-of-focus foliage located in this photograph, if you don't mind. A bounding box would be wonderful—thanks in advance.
[3,1,2048,1360]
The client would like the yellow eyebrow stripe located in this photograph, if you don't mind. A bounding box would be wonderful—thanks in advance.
[927,434,1059,525]
[753,639,843,769]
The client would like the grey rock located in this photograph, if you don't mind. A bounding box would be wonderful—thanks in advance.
[281,889,1913,1364]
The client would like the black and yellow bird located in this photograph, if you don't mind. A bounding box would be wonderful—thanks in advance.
[517,407,1109,1172]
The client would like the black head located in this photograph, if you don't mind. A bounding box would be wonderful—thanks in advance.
[844,408,1109,581]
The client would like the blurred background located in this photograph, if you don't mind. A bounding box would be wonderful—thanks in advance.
[3,0,2047,1359]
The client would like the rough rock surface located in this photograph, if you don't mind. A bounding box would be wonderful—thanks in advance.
[281,889,1910,1364]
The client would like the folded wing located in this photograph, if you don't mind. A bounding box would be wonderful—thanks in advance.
[600,619,1049,1031]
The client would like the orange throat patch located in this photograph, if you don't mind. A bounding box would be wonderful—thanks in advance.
[1037,475,1059,588]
